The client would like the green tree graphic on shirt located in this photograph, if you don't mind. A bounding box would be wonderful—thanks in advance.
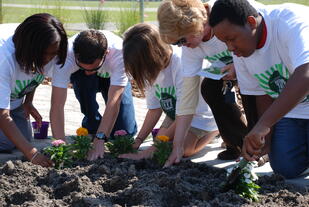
[97,71,110,78]
[11,74,45,100]
[254,63,309,102]
[203,50,233,74]
[155,84,177,120]
[204,50,233,64]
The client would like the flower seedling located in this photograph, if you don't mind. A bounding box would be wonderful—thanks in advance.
[43,139,73,169]
[222,158,260,201]
[106,130,136,157]
[152,135,172,166]
[71,127,92,160]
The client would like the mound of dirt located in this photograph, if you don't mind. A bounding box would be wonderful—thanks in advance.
[0,155,308,207]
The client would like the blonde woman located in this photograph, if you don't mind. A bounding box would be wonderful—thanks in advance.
[119,23,218,160]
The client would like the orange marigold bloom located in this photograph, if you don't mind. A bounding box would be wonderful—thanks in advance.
[76,127,88,136]
[156,135,170,142]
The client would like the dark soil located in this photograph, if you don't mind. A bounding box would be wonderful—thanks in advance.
[0,155,308,207]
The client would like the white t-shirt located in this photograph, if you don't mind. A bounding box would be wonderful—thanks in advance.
[146,46,218,131]
[52,30,128,88]
[181,36,232,77]
[234,3,309,119]
[0,36,55,110]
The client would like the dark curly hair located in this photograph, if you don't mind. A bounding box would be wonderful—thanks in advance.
[209,0,258,27]
[13,13,67,74]
[73,29,108,64]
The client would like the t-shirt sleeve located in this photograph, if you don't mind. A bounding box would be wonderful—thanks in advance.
[182,47,204,77]
[52,48,76,88]
[233,55,266,95]
[277,8,309,72]
[145,86,161,109]
[0,56,13,109]
[109,49,128,86]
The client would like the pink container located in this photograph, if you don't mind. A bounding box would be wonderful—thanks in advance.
[32,121,49,139]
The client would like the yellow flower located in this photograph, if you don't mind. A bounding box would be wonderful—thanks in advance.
[76,127,88,136]
[156,135,170,142]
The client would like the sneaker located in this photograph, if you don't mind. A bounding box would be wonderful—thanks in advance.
[217,147,240,160]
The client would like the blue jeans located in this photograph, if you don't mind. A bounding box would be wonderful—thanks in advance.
[0,105,32,152]
[269,118,309,178]
[70,70,137,137]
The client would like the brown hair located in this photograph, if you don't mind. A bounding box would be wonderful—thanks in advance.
[157,0,208,44]
[73,29,108,64]
[13,13,67,74]
[123,23,172,94]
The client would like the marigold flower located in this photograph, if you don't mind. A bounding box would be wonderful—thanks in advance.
[156,135,170,142]
[76,127,88,136]
[52,139,65,147]
[114,129,127,136]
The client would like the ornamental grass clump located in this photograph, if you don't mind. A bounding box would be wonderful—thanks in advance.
[223,158,260,202]
[106,130,136,157]
[43,139,73,169]
[71,127,92,160]
[153,135,172,166]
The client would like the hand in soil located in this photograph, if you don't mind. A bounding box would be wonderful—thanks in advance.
[163,145,184,168]
[87,139,104,161]
[119,146,155,160]
[242,124,269,161]
[31,153,53,167]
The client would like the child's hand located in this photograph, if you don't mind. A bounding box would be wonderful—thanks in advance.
[221,64,236,80]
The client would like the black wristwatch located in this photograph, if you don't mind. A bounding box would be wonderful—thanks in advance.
[95,132,108,142]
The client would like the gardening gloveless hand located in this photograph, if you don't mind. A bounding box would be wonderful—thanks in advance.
[87,138,104,161]
[163,145,184,168]
[23,102,42,128]
[31,152,53,167]
[242,123,269,161]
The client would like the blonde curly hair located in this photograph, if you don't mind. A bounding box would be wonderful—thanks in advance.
[157,0,209,44]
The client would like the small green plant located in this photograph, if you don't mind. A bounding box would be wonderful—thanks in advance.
[106,130,136,157]
[152,135,172,166]
[70,127,92,160]
[71,135,92,160]
[83,2,108,30]
[115,2,139,36]
[43,139,73,169]
[223,159,260,202]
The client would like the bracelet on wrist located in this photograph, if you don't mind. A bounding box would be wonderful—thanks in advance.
[30,151,40,163]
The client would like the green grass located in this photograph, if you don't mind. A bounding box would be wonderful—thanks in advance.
[3,0,161,8]
[257,0,309,5]
[1,7,157,24]
[1,0,307,25]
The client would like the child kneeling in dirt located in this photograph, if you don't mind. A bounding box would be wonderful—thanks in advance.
[119,23,219,161]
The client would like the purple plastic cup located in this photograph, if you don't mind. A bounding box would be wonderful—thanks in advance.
[32,121,49,139]
[151,128,160,139]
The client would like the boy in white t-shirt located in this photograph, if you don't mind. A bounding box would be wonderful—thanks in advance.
[0,14,68,167]
[210,0,309,178]
[119,23,218,160]
[50,30,137,161]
